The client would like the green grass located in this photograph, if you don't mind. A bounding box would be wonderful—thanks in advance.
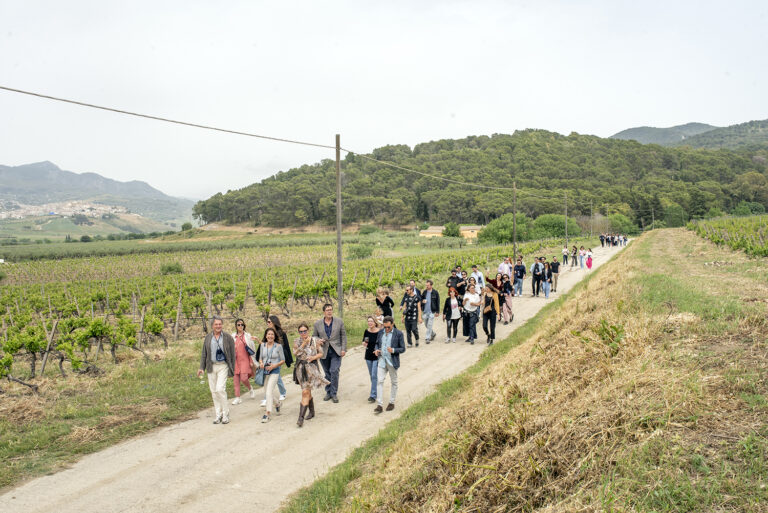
[0,348,211,488]
[603,431,768,512]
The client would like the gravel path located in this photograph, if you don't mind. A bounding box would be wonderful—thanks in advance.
[0,243,626,513]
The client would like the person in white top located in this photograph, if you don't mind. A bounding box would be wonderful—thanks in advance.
[462,284,482,345]
[442,287,462,343]
[497,257,513,281]
[562,246,569,266]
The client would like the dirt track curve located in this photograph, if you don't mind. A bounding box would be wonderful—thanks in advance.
[1,243,626,513]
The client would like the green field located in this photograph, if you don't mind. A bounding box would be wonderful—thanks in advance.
[0,214,172,242]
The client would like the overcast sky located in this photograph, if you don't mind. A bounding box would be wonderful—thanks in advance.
[1,1,766,200]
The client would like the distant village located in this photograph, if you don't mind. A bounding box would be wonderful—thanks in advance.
[0,201,127,220]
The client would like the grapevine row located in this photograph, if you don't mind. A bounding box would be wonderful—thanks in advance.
[687,215,768,257]
[0,236,592,388]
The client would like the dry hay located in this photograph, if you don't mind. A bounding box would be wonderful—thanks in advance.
[0,395,46,423]
[65,425,104,444]
[96,399,169,431]
[336,238,768,513]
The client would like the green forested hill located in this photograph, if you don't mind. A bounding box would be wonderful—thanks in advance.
[193,130,768,229]
[673,119,768,149]
[610,122,717,145]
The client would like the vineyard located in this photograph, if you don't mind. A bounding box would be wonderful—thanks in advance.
[688,215,768,257]
[0,235,592,389]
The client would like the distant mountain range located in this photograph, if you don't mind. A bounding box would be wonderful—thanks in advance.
[611,118,768,149]
[610,122,717,145]
[0,161,193,224]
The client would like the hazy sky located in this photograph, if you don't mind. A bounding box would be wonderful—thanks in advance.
[1,1,766,199]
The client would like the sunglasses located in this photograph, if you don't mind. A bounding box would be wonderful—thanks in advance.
[298,329,308,333]
[236,323,244,326]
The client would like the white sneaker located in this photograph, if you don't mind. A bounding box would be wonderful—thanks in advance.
[222,413,230,424]
[261,414,270,423]
[249,389,256,399]
[279,394,286,401]
[260,399,266,407]
[231,397,242,405]
[445,337,451,343]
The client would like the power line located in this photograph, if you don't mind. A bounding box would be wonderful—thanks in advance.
[0,85,337,151]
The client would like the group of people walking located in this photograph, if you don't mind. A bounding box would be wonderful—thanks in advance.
[198,243,624,427]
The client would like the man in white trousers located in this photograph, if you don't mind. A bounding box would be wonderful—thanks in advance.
[197,316,236,424]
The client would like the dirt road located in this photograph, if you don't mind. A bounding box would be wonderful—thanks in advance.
[0,244,625,513]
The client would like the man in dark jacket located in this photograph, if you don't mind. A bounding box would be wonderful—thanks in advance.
[197,316,236,424]
[373,316,406,413]
[420,279,440,343]
[312,303,347,403]
[531,258,544,297]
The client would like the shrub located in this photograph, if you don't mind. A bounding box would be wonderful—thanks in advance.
[358,225,381,235]
[348,244,374,259]
[181,222,193,231]
[160,262,184,274]
[442,222,461,238]
[79,235,92,243]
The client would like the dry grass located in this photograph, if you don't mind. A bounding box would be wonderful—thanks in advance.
[323,229,768,512]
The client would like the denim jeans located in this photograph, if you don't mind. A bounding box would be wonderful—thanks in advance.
[320,346,342,397]
[513,278,523,296]
[579,255,585,269]
[467,311,479,340]
[423,311,435,340]
[404,319,419,345]
[365,359,378,399]
[542,280,551,298]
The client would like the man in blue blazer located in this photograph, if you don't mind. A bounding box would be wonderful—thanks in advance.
[373,316,406,413]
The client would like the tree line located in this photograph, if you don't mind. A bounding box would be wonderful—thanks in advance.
[193,130,768,230]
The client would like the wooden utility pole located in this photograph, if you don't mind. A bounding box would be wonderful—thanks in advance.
[564,191,569,248]
[335,134,344,317]
[590,199,593,238]
[512,180,518,257]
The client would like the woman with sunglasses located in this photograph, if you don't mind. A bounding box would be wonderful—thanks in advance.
[500,274,514,325]
[262,315,293,404]
[231,319,256,405]
[259,327,286,423]
[293,322,329,427]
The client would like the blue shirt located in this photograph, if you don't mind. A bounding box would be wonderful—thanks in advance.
[323,319,333,339]
[423,289,433,314]
[378,330,393,368]
[211,334,225,362]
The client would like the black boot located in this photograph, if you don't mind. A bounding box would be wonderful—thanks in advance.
[297,404,307,427]
[305,398,315,420]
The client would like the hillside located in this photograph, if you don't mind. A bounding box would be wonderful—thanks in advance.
[610,122,717,145]
[674,118,768,149]
[0,214,171,242]
[194,130,768,229]
[0,161,194,223]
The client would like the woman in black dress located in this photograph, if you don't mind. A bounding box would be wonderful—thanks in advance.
[362,315,382,403]
[375,287,394,318]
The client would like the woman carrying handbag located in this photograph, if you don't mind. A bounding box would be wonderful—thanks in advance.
[231,319,256,405]
[293,322,329,427]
